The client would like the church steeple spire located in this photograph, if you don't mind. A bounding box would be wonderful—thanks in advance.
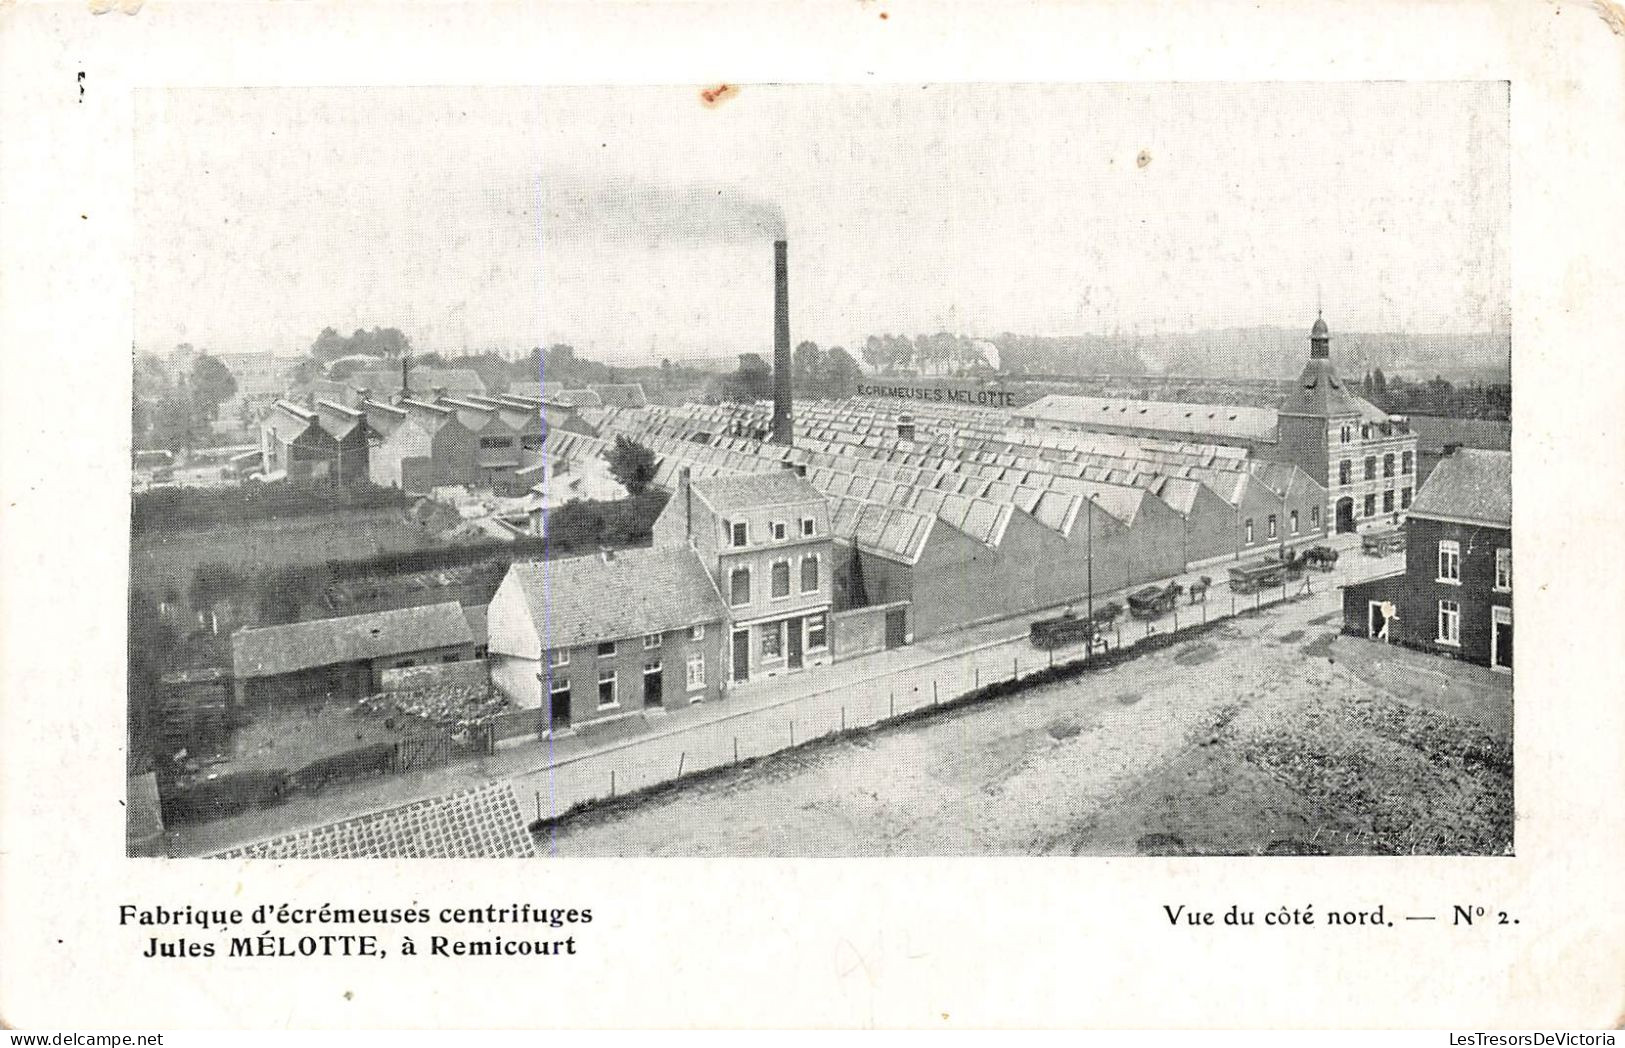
[1309,310,1330,359]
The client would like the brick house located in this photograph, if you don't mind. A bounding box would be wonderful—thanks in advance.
[486,547,729,732]
[653,469,835,685]
[1341,449,1511,673]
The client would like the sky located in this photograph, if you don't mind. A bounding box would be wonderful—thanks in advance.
[133,83,1510,364]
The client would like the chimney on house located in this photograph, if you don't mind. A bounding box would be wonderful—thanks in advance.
[771,239,793,446]
[680,466,693,544]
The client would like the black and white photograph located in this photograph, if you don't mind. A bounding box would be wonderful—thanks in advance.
[124,82,1516,860]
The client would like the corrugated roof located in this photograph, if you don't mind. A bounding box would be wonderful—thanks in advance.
[232,602,474,679]
[1016,393,1278,443]
[1409,449,1510,528]
[505,547,727,649]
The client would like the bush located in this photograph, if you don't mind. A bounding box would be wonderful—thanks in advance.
[160,768,291,824]
[132,482,408,535]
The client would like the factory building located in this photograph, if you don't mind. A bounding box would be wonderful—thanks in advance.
[1014,315,1415,534]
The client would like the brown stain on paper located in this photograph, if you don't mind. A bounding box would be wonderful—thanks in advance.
[1590,0,1625,33]
[88,0,144,13]
[699,84,739,109]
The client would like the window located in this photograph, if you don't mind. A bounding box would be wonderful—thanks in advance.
[729,567,751,607]
[1290,510,1299,535]
[1267,515,1277,539]
[761,622,783,660]
[521,434,543,450]
[1402,451,1414,475]
[1362,424,1372,439]
[549,648,570,668]
[800,554,819,593]
[1339,460,1352,486]
[479,436,513,449]
[771,560,791,599]
[1401,487,1412,509]
[771,521,787,541]
[730,521,748,547]
[1437,600,1461,646]
[1310,506,1320,527]
[1363,494,1377,517]
[801,517,816,537]
[690,624,705,641]
[1340,424,1353,443]
[1438,540,1461,584]
[686,652,706,691]
[597,640,616,657]
[549,675,570,707]
[1383,490,1395,513]
[1383,454,1395,478]
[1244,518,1254,544]
[597,669,617,708]
[1495,547,1512,592]
[643,632,662,649]
[806,612,828,652]
[442,653,462,663]
[1364,456,1377,481]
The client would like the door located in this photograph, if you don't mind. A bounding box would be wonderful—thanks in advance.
[1368,601,1388,641]
[1492,607,1512,672]
[643,663,664,707]
[884,608,907,649]
[1335,497,1356,534]
[732,629,750,683]
[787,617,804,670]
[550,683,571,731]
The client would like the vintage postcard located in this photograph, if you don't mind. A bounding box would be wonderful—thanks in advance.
[2,0,1622,1031]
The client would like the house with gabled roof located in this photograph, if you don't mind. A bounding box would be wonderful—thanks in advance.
[486,547,729,729]
[653,469,835,684]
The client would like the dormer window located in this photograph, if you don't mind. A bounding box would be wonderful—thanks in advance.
[771,521,787,541]
[730,522,748,547]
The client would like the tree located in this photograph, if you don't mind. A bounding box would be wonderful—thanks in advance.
[823,346,861,399]
[861,334,885,373]
[607,436,657,496]
[793,339,823,380]
[187,354,238,421]
[310,326,350,364]
[150,384,201,453]
[1372,367,1387,394]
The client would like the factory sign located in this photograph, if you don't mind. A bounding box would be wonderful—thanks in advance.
[855,380,1028,410]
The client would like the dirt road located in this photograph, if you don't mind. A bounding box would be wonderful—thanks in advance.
[541,590,1512,857]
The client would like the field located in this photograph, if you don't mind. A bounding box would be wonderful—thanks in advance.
[130,507,440,599]
[542,605,1513,857]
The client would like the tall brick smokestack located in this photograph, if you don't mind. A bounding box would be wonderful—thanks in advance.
[771,239,793,446]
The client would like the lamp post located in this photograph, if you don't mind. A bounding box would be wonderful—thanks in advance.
[1086,492,1100,621]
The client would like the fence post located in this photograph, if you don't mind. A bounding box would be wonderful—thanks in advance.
[1231,594,1236,617]
[610,770,615,797]
[790,720,795,746]
[889,691,895,717]
[841,706,846,731]
[734,736,739,764]
[1173,609,1179,632]
[677,751,685,776]
[933,680,939,705]
[975,666,980,689]
[1048,647,1054,668]
[1013,657,1019,681]
[535,789,541,821]
[1255,590,1261,613]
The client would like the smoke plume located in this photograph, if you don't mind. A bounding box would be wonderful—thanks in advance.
[542,176,786,246]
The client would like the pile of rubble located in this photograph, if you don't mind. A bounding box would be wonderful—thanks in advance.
[356,683,514,730]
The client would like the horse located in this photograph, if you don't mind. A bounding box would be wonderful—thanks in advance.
[1188,575,1212,604]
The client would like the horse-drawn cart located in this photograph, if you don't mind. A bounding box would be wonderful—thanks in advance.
[1030,601,1122,650]
[1362,528,1406,557]
[1228,559,1287,594]
[1127,582,1184,619]
[1301,545,1340,571]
